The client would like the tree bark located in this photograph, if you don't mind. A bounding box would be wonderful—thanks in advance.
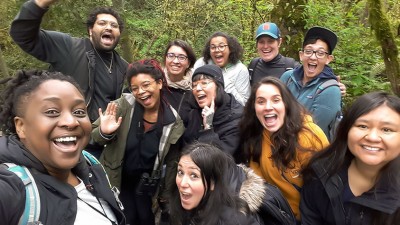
[368,0,400,96]
[0,47,9,78]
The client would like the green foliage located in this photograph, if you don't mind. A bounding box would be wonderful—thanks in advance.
[303,0,393,105]
[1,0,399,99]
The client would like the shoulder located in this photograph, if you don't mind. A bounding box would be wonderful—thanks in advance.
[194,58,206,70]
[219,206,261,225]
[280,69,294,82]
[299,115,330,148]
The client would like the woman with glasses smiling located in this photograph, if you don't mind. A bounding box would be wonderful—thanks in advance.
[162,40,196,123]
[91,59,185,225]
[280,26,342,141]
[183,64,243,157]
[194,32,251,106]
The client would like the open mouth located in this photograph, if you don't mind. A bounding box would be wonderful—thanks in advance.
[53,136,78,149]
[264,114,278,125]
[197,94,207,101]
[101,33,114,46]
[307,63,317,72]
[362,145,381,152]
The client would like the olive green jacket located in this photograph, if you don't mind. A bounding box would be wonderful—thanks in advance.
[91,93,185,190]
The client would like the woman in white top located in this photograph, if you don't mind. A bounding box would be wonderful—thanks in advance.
[194,32,250,106]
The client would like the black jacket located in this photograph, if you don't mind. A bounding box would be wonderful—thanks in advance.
[249,54,299,86]
[10,0,128,121]
[0,135,126,225]
[183,93,243,156]
[301,159,400,225]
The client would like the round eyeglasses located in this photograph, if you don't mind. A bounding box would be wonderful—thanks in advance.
[302,49,329,59]
[129,80,157,94]
[210,44,228,52]
[166,53,188,62]
[192,80,213,89]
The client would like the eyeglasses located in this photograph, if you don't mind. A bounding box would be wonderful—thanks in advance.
[210,44,228,52]
[192,80,213,89]
[166,53,188,62]
[129,80,157,94]
[96,20,120,29]
[302,49,329,59]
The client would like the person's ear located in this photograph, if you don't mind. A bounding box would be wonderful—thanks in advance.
[277,38,283,47]
[326,55,334,65]
[210,180,215,191]
[14,116,26,139]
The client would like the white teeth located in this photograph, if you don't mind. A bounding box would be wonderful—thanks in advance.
[264,114,275,118]
[54,137,77,142]
[140,96,150,100]
[363,146,380,151]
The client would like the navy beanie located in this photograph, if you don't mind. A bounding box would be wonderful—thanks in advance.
[192,64,224,88]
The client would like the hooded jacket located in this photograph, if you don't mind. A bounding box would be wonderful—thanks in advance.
[280,65,341,139]
[183,93,243,156]
[0,135,125,225]
[9,0,128,122]
[301,158,400,225]
[229,164,297,225]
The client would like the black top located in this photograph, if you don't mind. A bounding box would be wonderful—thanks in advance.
[249,54,299,86]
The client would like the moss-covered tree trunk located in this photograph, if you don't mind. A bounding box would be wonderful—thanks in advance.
[113,0,133,63]
[0,47,9,77]
[368,0,400,96]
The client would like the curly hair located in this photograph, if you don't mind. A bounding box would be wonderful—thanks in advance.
[0,70,82,135]
[202,32,244,65]
[238,77,322,170]
[86,7,124,34]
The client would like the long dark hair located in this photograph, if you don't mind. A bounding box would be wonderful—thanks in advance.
[303,91,400,224]
[239,77,323,170]
[169,142,249,225]
[0,70,82,135]
[304,91,400,181]
[202,31,243,65]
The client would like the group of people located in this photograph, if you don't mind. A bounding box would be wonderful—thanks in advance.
[0,1,398,225]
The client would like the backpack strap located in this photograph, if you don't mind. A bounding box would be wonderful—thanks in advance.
[3,163,41,225]
[314,79,339,97]
[282,57,296,71]
[248,57,260,83]
[82,150,101,166]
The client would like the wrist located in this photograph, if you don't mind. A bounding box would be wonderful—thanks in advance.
[34,0,51,9]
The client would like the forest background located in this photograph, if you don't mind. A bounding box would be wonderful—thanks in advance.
[0,0,399,106]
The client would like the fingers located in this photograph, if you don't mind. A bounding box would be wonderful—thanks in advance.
[210,98,215,110]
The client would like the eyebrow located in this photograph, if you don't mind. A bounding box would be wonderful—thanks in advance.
[177,164,201,171]
[42,97,86,105]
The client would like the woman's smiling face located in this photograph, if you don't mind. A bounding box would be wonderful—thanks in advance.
[14,80,92,174]
[254,83,286,133]
[209,36,230,68]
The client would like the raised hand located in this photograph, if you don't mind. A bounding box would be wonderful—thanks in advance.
[99,102,122,135]
[202,99,215,130]
[34,0,59,9]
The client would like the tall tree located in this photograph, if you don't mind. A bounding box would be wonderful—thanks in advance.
[368,0,400,96]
